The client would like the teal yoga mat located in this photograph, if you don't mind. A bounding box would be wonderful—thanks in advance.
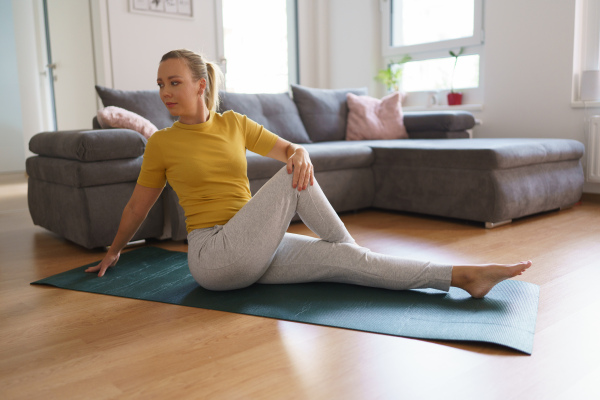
[32,246,539,354]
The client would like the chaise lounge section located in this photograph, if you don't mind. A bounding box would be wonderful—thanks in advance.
[26,86,585,248]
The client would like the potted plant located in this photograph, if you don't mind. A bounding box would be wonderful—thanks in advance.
[375,55,412,93]
[448,47,464,105]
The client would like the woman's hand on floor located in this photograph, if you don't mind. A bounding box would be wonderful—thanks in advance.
[85,251,120,277]
[287,147,314,191]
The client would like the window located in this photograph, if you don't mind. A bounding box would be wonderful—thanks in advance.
[572,0,600,106]
[217,0,298,94]
[381,0,484,106]
[402,54,480,92]
[387,0,482,53]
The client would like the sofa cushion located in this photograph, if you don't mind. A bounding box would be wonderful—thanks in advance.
[95,85,176,130]
[246,142,374,180]
[346,92,408,141]
[291,84,368,142]
[97,106,158,139]
[26,156,143,188]
[355,138,585,170]
[403,111,475,132]
[218,92,312,143]
[29,129,147,162]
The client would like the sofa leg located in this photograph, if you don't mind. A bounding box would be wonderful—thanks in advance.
[560,203,577,211]
[485,220,512,229]
[107,239,146,251]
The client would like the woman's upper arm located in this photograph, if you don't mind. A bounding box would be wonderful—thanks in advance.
[128,184,164,216]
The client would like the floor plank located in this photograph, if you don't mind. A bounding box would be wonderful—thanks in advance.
[1,172,599,399]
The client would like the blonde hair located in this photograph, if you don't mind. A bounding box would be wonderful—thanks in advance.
[160,49,224,112]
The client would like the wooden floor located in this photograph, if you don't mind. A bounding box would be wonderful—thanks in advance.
[1,171,600,400]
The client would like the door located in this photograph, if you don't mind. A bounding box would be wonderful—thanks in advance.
[44,0,97,130]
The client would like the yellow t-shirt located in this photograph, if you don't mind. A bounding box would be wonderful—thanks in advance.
[137,110,279,233]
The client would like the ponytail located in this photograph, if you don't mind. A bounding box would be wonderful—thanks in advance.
[205,61,224,112]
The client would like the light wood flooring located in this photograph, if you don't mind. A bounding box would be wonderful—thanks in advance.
[1,171,600,400]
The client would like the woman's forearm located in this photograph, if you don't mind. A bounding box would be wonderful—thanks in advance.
[106,184,164,254]
[106,203,148,254]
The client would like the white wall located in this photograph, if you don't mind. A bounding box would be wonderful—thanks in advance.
[0,0,26,173]
[328,0,381,95]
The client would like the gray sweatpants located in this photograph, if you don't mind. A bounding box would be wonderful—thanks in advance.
[187,166,452,291]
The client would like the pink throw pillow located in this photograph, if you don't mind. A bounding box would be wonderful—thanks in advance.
[346,92,408,141]
[97,106,158,139]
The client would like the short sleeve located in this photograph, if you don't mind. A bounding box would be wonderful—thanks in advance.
[137,134,167,188]
[240,114,279,156]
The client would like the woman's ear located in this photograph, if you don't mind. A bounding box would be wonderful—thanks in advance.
[197,78,207,96]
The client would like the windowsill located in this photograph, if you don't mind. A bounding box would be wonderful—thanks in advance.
[571,101,600,109]
[403,104,484,112]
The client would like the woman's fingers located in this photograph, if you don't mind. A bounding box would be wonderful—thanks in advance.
[85,253,119,277]
[85,265,100,273]
[296,164,306,191]
[289,150,314,191]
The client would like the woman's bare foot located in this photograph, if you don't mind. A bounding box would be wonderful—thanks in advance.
[450,261,532,298]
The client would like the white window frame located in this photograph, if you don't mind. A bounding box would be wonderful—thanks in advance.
[572,0,600,108]
[381,0,484,57]
[379,0,485,109]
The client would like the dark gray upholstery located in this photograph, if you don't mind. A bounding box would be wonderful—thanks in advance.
[27,179,164,249]
[95,85,176,130]
[403,111,476,132]
[407,130,470,139]
[26,156,142,188]
[29,129,146,162]
[351,138,585,169]
[218,92,312,144]
[372,158,584,224]
[291,84,368,142]
[246,143,374,180]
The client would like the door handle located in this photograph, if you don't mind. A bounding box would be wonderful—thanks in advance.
[47,63,57,69]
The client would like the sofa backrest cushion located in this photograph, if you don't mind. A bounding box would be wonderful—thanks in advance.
[291,84,368,142]
[218,92,312,144]
[95,85,176,130]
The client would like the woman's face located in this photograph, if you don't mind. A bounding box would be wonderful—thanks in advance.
[157,58,206,118]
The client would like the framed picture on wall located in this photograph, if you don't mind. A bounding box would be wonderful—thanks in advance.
[129,0,193,19]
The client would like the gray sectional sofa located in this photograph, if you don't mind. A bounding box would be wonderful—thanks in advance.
[26,85,585,249]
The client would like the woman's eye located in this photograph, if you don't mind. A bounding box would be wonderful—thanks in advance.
[157,83,163,88]
[171,81,179,86]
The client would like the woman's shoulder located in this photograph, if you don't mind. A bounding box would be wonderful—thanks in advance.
[147,127,170,142]
[218,109,243,121]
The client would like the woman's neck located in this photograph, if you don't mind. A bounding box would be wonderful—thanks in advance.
[178,102,210,125]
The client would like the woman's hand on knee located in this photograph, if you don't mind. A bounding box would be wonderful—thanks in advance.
[287,147,314,191]
[85,251,120,277]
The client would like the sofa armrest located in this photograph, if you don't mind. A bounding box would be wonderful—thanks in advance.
[408,130,470,139]
[29,129,147,162]
[403,111,475,133]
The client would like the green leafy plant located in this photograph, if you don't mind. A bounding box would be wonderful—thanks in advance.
[449,47,465,93]
[375,55,412,92]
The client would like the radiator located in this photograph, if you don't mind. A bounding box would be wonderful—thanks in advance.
[589,116,600,183]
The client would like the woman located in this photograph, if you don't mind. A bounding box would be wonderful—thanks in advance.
[86,49,531,298]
